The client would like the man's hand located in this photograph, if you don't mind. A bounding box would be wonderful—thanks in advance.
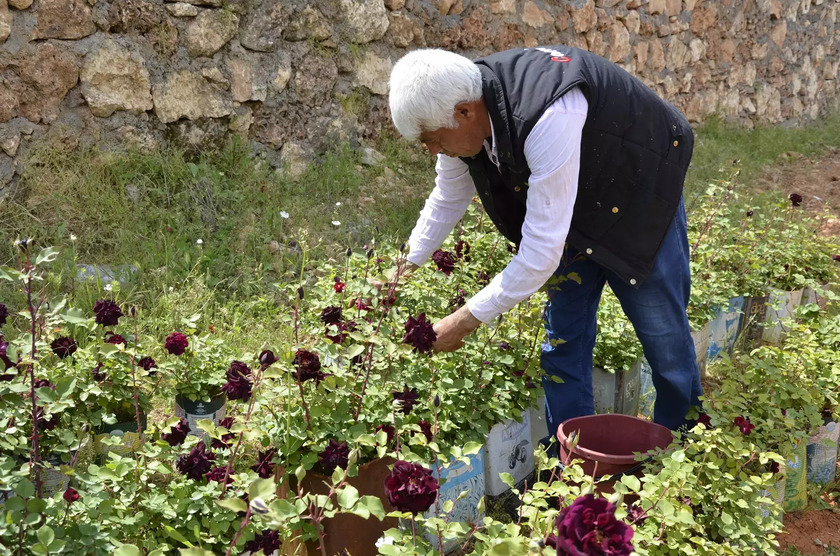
[432,305,482,352]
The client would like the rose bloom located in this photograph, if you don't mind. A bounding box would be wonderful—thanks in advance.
[244,530,281,555]
[318,439,350,474]
[259,349,277,367]
[164,332,189,355]
[162,418,190,446]
[384,460,439,514]
[403,313,437,353]
[392,385,420,415]
[334,281,346,293]
[93,299,123,326]
[251,448,276,478]
[104,332,127,346]
[319,306,343,325]
[554,494,634,556]
[0,302,8,326]
[292,349,327,384]
[733,416,755,435]
[431,249,456,276]
[212,416,235,449]
[63,487,81,504]
[138,356,157,371]
[789,192,803,207]
[206,466,233,485]
[177,442,215,480]
[50,336,77,359]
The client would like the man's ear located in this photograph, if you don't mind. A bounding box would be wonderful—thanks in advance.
[453,101,475,122]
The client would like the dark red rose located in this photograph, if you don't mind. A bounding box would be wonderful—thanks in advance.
[697,413,712,428]
[222,373,252,402]
[733,416,755,435]
[104,331,127,345]
[318,439,350,474]
[226,361,252,380]
[354,298,372,311]
[51,336,77,359]
[746,210,754,217]
[162,418,190,446]
[392,385,420,415]
[403,313,436,353]
[320,306,343,325]
[93,299,123,326]
[259,349,277,367]
[292,349,327,384]
[384,460,439,514]
[34,406,59,430]
[244,530,281,555]
[833,254,840,262]
[418,420,433,442]
[63,487,80,504]
[177,442,215,480]
[555,494,634,556]
[206,466,233,485]
[334,282,346,293]
[212,417,235,449]
[138,356,157,371]
[789,193,803,207]
[251,448,276,478]
[376,424,396,446]
[431,249,456,276]
[91,362,107,382]
[455,240,471,260]
[771,461,780,474]
[476,271,491,285]
[0,303,8,327]
[164,332,189,355]
[626,504,647,524]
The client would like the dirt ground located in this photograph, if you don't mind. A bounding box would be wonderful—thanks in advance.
[749,150,840,554]
[750,147,840,237]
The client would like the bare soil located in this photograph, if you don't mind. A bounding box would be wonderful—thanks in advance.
[777,505,840,554]
[749,148,840,237]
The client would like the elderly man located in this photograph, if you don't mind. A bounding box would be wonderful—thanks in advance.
[387,46,701,435]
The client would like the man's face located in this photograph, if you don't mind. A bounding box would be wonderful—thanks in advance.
[418,102,487,159]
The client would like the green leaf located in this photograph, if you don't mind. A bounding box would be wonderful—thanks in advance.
[35,247,59,265]
[60,308,89,324]
[113,545,142,556]
[620,474,641,491]
[216,498,247,513]
[346,344,366,359]
[164,526,192,546]
[337,484,359,510]
[36,526,54,547]
[462,441,483,455]
[248,478,275,503]
[15,478,35,498]
[54,378,76,399]
[499,473,515,489]
[356,495,386,520]
[179,550,215,556]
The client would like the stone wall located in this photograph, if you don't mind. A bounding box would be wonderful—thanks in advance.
[0,0,838,195]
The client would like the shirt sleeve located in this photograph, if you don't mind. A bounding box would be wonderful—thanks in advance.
[405,154,476,267]
[467,87,588,323]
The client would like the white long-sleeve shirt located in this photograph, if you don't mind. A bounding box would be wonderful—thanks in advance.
[406,87,588,323]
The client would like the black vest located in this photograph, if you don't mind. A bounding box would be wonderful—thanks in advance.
[462,46,694,286]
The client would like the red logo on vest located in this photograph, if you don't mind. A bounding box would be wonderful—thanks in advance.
[532,47,571,63]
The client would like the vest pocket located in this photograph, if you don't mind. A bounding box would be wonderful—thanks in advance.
[571,176,636,241]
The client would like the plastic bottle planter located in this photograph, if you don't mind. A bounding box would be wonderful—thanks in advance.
[638,360,655,419]
[690,322,710,379]
[94,413,147,457]
[782,441,808,512]
[484,412,535,497]
[759,476,786,520]
[741,295,769,344]
[174,393,226,437]
[707,296,745,361]
[423,450,485,553]
[529,395,549,450]
[41,436,95,497]
[592,360,642,416]
[806,421,840,485]
[762,289,804,345]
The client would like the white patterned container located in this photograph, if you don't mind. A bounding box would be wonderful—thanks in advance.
[424,451,485,553]
[484,412,534,497]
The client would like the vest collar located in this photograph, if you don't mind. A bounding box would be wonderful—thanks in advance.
[477,64,520,167]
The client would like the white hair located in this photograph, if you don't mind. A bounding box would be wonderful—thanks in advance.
[388,49,483,140]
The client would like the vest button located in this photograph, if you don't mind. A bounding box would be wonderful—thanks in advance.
[673,140,679,147]
[514,186,521,192]
[612,206,619,213]
[585,248,593,255]
[630,278,637,285]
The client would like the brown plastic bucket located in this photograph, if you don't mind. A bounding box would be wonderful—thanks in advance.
[557,414,673,479]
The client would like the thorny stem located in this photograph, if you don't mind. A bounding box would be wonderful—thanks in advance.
[23,252,43,499]
[297,379,312,429]
[130,313,143,443]
[353,255,408,421]
[225,507,251,556]
[221,363,268,496]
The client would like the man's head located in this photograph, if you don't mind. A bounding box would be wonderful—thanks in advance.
[389,49,489,158]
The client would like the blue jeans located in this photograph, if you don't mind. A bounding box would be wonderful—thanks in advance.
[541,199,702,436]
